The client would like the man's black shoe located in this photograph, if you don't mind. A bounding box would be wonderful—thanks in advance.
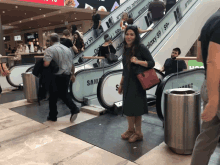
[70,107,80,122]
[47,116,57,122]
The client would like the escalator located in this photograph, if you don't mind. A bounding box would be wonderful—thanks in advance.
[71,0,220,108]
[5,0,153,88]
[72,0,153,64]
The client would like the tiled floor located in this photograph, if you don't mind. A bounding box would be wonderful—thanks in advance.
[1,89,220,165]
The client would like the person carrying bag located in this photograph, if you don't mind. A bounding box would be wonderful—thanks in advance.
[106,44,118,63]
[97,34,117,66]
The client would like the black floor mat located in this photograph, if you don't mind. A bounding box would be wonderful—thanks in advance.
[61,113,164,162]
[142,106,163,127]
[10,99,81,123]
[0,90,25,104]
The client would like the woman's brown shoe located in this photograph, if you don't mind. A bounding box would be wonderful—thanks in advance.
[121,130,135,140]
[128,133,143,143]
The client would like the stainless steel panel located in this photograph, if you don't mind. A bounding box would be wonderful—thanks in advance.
[164,88,201,155]
[22,72,38,103]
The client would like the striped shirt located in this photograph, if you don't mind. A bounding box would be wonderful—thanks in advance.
[43,42,73,75]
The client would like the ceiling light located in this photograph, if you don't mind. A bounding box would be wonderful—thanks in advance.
[20,21,22,23]
[75,18,77,19]
[49,23,51,24]
[39,9,41,10]
[44,15,46,17]
[29,27,31,28]
[2,11,5,13]
[15,6,18,8]
[9,24,11,25]
[31,18,33,20]
[25,13,26,15]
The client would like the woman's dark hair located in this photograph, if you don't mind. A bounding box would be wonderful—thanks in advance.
[127,18,134,25]
[73,32,85,52]
[123,26,141,69]
[72,25,77,35]
[104,34,111,42]
[63,29,70,36]
[173,47,181,55]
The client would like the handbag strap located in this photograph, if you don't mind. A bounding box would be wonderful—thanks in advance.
[108,45,111,54]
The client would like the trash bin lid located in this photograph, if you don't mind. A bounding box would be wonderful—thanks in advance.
[165,88,197,95]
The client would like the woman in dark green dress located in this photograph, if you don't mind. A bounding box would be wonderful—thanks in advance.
[118,26,155,143]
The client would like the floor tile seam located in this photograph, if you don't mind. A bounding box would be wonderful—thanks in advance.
[141,121,163,127]
[0,125,49,145]
[53,145,95,165]
[0,114,21,121]
[0,119,34,131]
[116,160,141,165]
[0,100,32,109]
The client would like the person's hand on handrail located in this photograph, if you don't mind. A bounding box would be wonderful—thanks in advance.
[176,57,197,60]
[83,56,105,59]
[34,56,44,58]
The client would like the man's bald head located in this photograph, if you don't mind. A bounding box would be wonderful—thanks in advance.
[50,33,60,43]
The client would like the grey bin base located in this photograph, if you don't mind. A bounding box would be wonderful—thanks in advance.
[170,147,192,155]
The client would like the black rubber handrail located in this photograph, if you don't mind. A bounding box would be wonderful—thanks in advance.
[69,58,123,103]
[73,0,150,66]
[83,0,133,36]
[26,66,34,73]
[140,0,199,54]
[6,63,34,88]
[96,68,164,109]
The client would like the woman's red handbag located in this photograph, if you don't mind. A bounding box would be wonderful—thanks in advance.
[136,68,161,90]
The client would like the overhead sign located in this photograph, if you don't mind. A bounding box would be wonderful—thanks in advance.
[19,0,64,6]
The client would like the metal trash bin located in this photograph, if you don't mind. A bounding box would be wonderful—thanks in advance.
[22,72,39,103]
[164,88,201,155]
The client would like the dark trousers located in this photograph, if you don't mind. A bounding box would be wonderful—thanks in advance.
[48,74,77,119]
[166,3,175,14]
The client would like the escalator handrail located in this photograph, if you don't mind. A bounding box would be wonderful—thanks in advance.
[6,63,34,88]
[73,0,151,64]
[70,57,123,103]
[155,68,205,122]
[83,0,132,36]
[140,0,199,53]
[26,66,35,73]
[74,2,154,68]
[74,31,122,67]
[97,68,165,109]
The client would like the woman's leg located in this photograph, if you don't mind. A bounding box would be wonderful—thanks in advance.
[135,116,143,135]
[127,116,135,131]
[128,116,143,143]
[121,116,135,139]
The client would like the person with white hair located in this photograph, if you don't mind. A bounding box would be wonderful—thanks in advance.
[43,33,79,122]
[120,12,129,38]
